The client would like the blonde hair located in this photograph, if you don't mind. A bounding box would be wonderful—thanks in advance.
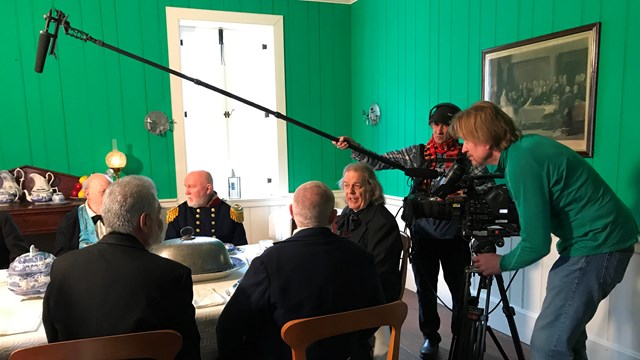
[450,101,522,151]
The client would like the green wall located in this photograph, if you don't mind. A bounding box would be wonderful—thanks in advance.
[4,0,639,224]
[1,0,352,198]
[349,0,640,222]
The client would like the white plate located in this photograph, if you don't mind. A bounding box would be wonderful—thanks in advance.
[191,257,246,283]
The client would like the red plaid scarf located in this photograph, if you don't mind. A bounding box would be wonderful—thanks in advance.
[422,137,461,190]
[424,137,461,169]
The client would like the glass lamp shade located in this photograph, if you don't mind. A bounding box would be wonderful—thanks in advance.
[105,139,127,178]
[105,150,127,169]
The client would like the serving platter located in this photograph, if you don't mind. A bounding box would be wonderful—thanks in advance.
[191,257,246,283]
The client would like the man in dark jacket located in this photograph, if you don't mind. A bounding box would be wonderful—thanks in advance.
[54,173,112,256]
[334,103,490,359]
[43,176,201,359]
[0,213,28,269]
[217,181,385,360]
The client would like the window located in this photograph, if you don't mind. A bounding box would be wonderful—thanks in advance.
[167,8,287,201]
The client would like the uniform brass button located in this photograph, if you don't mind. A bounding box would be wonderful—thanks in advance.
[196,221,200,225]
[196,209,201,213]
[212,221,215,225]
[196,214,200,218]
[196,228,200,233]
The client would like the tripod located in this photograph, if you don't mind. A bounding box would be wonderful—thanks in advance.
[448,264,526,360]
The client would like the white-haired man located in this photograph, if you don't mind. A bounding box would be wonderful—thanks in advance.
[43,176,201,359]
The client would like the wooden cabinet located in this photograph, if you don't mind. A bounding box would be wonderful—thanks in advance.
[0,166,84,253]
[3,202,82,235]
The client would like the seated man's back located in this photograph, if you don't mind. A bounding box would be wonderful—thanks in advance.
[217,181,385,360]
[43,176,200,360]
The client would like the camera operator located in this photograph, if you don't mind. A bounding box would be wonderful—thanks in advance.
[334,102,490,359]
[450,100,638,359]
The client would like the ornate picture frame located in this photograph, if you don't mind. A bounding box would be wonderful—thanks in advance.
[482,23,601,157]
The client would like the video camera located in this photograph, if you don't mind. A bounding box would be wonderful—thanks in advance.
[401,157,520,254]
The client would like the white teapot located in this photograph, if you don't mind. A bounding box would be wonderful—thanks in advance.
[23,173,58,203]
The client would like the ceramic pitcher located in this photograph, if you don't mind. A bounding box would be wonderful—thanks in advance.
[0,170,23,202]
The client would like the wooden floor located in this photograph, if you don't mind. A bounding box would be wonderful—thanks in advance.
[398,290,531,360]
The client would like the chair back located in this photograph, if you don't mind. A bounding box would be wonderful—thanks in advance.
[9,330,183,360]
[281,300,408,360]
[398,231,411,299]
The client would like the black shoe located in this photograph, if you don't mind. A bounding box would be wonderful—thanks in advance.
[419,338,440,359]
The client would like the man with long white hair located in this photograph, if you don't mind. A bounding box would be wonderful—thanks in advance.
[43,176,201,359]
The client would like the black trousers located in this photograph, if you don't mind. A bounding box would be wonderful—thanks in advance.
[410,233,470,342]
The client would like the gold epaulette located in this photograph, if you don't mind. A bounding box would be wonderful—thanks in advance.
[166,206,179,223]
[230,203,244,223]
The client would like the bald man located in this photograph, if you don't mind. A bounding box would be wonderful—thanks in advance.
[165,170,247,245]
[217,181,385,359]
[54,173,113,256]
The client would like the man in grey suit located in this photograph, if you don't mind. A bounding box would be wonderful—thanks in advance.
[43,176,200,359]
[217,181,385,360]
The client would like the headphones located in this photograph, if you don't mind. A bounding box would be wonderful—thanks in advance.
[429,103,461,123]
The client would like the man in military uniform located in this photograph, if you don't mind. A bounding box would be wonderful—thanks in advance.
[165,170,247,246]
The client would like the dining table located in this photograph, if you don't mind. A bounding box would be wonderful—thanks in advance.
[0,244,263,360]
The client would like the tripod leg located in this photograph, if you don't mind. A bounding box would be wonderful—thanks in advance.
[494,274,526,360]
[473,275,493,359]
[486,326,510,360]
[449,266,478,360]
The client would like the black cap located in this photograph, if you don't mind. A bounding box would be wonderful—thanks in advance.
[428,102,461,126]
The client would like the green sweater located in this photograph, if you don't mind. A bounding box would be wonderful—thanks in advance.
[496,134,638,271]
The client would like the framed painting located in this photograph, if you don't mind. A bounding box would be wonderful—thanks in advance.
[482,23,601,157]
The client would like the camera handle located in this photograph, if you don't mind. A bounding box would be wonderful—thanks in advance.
[448,265,525,360]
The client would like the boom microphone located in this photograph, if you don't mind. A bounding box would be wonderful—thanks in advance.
[34,30,51,73]
[35,9,55,74]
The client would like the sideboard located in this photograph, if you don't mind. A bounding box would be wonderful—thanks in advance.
[0,166,83,253]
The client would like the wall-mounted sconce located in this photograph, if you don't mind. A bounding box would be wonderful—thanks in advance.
[144,111,172,136]
[363,103,380,126]
[105,139,127,179]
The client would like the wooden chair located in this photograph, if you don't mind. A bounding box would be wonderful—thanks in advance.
[9,330,183,360]
[398,231,411,300]
[281,300,408,360]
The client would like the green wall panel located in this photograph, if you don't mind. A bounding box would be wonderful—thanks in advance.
[350,0,640,226]
[4,0,638,224]
[3,0,352,198]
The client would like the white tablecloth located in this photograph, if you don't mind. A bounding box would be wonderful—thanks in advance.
[0,244,261,360]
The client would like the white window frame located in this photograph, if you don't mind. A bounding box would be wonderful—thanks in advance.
[165,7,288,204]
